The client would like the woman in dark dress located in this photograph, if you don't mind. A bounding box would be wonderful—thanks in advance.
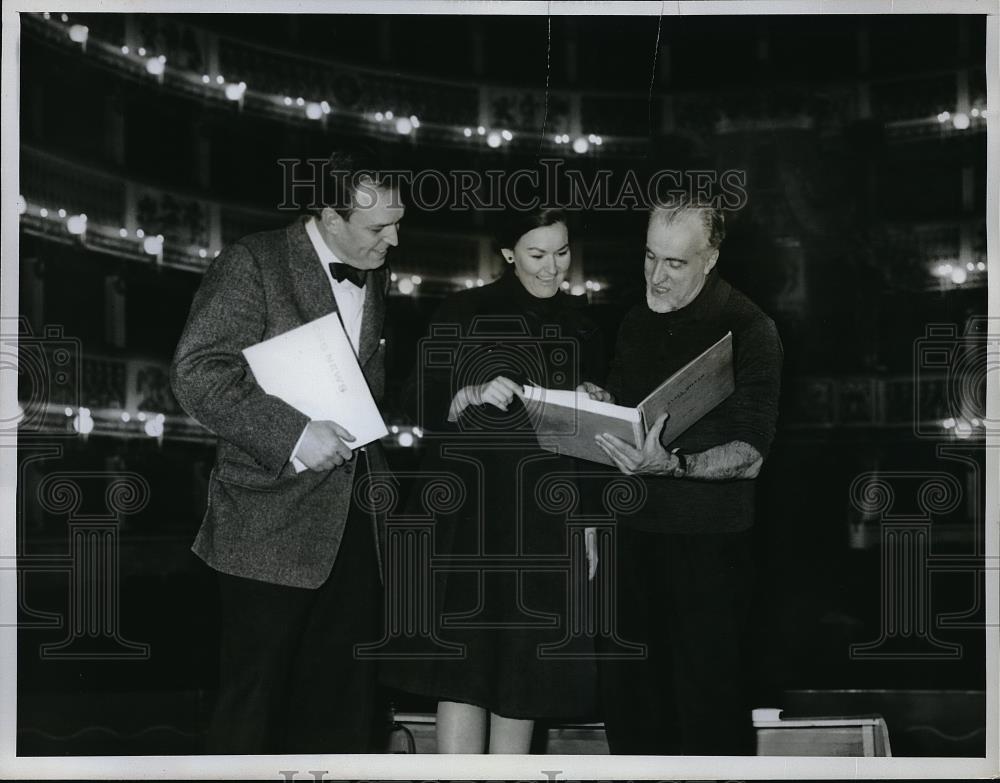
[382,208,609,753]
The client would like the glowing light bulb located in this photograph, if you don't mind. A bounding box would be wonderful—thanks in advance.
[305,102,323,120]
[486,131,502,148]
[68,24,88,44]
[224,81,246,101]
[146,56,166,76]
[463,128,473,137]
[952,112,970,130]
[397,278,415,295]
[572,137,590,154]
[143,235,164,255]
[17,195,26,215]
[395,116,413,135]
[73,412,94,435]
[397,431,414,447]
[66,214,87,235]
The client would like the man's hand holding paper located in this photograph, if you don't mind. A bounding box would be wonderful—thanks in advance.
[295,420,357,471]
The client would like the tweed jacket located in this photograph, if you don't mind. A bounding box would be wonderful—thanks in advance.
[170,217,390,588]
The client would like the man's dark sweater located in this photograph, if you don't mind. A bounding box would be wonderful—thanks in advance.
[605,272,782,533]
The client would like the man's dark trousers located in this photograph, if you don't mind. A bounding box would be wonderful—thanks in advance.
[598,525,755,755]
[206,452,384,754]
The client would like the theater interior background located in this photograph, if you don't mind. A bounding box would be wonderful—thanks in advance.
[14,11,990,756]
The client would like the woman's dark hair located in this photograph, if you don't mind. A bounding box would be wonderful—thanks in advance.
[493,207,570,254]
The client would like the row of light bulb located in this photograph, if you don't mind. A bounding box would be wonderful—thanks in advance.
[24,197,590,295]
[935,107,988,130]
[388,425,423,448]
[50,14,990,156]
[932,260,988,285]
[48,14,619,152]
[554,134,604,154]
[373,110,421,135]
[461,126,515,149]
[389,272,604,297]
[560,279,603,295]
[19,195,226,261]
[67,406,166,438]
[941,417,985,439]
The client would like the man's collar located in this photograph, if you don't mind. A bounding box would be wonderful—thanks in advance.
[305,216,343,266]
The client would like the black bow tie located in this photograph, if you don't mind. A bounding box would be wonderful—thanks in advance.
[329,262,366,288]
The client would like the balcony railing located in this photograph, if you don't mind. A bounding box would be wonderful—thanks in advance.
[24,12,988,154]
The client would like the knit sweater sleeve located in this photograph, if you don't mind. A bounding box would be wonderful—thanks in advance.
[726,313,783,459]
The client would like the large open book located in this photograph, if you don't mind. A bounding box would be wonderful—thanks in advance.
[242,313,388,472]
[521,332,734,466]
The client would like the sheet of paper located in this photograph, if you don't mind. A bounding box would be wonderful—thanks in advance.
[242,313,388,472]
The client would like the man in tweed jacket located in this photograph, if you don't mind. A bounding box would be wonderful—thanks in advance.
[171,150,403,754]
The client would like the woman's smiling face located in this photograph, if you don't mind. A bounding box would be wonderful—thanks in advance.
[504,222,571,299]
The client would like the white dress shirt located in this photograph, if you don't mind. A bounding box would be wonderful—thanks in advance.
[289,217,368,470]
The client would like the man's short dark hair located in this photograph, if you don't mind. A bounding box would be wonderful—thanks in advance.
[648,193,726,250]
[322,145,398,220]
